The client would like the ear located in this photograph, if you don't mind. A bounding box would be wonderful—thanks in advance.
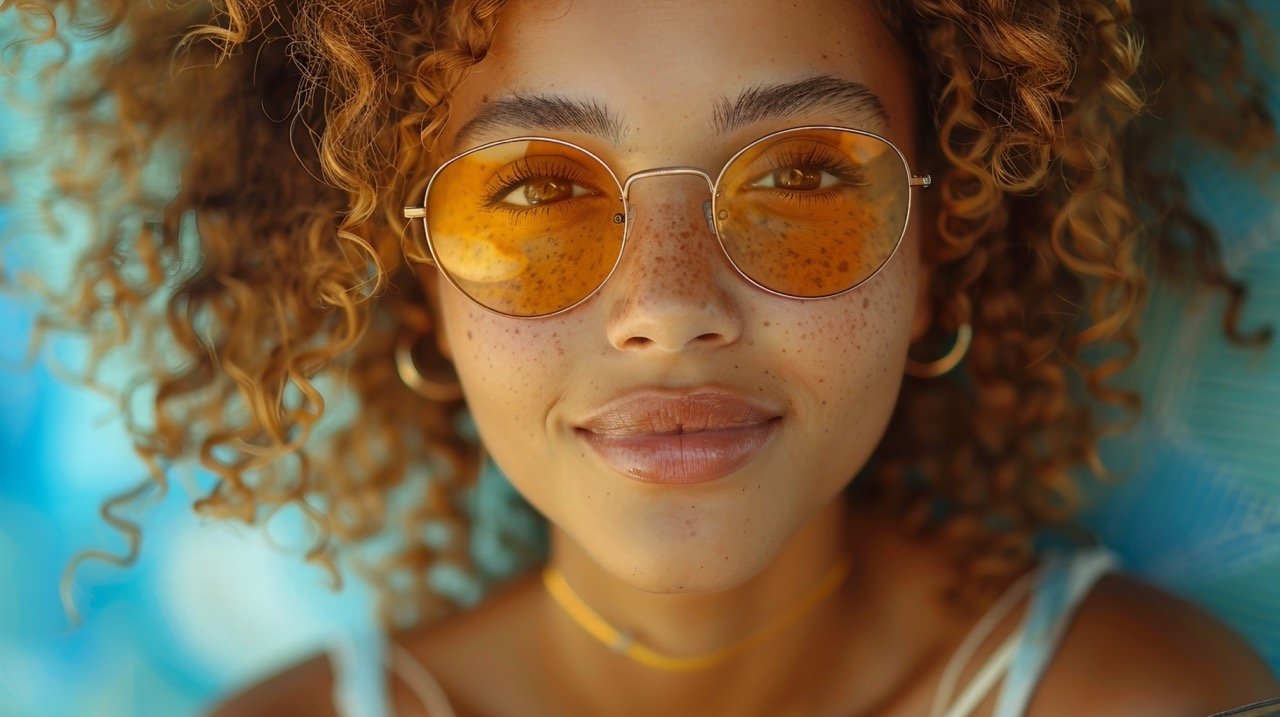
[415,264,454,362]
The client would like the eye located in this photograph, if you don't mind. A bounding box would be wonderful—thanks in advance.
[751,166,846,191]
[498,177,594,207]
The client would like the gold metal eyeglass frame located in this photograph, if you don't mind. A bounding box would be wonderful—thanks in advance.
[403,125,932,318]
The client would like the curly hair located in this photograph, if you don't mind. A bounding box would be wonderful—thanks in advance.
[0,0,1273,628]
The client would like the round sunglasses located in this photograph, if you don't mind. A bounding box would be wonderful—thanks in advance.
[404,125,931,317]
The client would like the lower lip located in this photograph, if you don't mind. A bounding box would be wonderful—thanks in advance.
[577,420,780,485]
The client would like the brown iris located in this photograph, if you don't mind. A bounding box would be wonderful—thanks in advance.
[774,167,823,191]
[523,177,573,205]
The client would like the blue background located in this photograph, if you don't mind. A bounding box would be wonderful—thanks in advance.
[2,9,1279,717]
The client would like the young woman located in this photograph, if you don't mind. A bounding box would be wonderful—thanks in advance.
[5,0,1279,715]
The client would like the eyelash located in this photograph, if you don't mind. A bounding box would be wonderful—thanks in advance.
[483,159,597,209]
[762,146,867,188]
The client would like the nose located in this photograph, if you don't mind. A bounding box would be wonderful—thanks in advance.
[603,174,744,353]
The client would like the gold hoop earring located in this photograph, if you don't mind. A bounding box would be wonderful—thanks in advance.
[905,323,972,379]
[395,330,465,401]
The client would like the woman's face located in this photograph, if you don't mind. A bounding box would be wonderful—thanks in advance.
[428,0,927,593]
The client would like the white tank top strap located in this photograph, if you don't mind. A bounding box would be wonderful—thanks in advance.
[388,641,459,717]
[328,629,458,717]
[329,629,394,717]
[929,544,1122,717]
[928,561,1046,717]
[936,628,1024,717]
[991,544,1120,717]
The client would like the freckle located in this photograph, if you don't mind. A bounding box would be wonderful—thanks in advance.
[863,298,869,309]
[467,330,473,340]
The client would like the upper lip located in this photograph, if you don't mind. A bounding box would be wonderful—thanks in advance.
[576,389,783,436]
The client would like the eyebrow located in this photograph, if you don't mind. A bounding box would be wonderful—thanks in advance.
[448,74,889,150]
[711,75,889,135]
[452,94,625,149]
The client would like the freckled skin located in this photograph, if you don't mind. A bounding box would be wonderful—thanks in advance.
[425,0,928,598]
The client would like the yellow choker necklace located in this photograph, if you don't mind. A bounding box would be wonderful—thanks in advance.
[541,556,854,673]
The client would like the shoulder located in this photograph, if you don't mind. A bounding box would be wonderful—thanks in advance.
[1031,571,1280,717]
[205,573,546,717]
[205,652,338,717]
[389,571,550,716]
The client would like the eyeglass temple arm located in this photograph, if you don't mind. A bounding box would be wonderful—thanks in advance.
[910,174,932,188]
[402,205,437,265]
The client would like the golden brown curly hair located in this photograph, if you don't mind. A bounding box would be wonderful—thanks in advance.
[0,0,1273,628]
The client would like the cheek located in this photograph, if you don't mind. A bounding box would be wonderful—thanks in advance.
[443,295,565,392]
[787,237,916,364]
[437,288,595,459]
[761,238,918,433]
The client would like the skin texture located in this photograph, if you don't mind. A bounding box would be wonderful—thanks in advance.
[209,0,1280,715]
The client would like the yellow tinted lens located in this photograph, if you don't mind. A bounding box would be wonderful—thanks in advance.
[715,129,909,297]
[426,140,624,316]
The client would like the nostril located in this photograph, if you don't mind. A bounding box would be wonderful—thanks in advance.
[616,331,728,352]
[622,336,654,350]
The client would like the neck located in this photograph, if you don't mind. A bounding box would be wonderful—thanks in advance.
[542,496,876,712]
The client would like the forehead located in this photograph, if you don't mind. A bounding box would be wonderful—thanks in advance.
[443,0,917,155]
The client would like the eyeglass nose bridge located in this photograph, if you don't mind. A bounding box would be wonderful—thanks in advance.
[618,166,719,236]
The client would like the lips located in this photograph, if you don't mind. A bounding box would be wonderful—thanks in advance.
[575,391,782,484]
